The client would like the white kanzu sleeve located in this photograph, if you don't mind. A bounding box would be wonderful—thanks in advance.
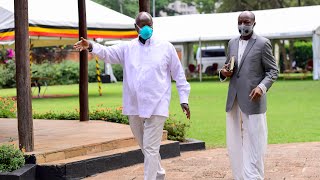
[169,44,190,104]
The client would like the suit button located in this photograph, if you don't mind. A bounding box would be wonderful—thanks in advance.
[237,75,240,78]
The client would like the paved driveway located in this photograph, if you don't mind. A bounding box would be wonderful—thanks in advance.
[85,142,320,180]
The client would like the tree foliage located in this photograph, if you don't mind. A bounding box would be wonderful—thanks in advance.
[183,0,217,14]
[153,0,172,16]
[217,0,320,12]
[93,0,139,18]
[93,0,175,17]
[93,0,320,16]
[0,144,25,173]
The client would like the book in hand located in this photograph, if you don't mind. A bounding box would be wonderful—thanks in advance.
[228,56,235,71]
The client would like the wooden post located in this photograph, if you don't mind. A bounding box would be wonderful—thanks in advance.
[78,0,89,121]
[14,0,34,152]
[139,0,150,13]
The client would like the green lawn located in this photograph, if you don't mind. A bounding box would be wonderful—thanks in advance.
[1,80,320,148]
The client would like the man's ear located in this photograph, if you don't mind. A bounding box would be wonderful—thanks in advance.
[253,22,256,27]
[134,24,139,33]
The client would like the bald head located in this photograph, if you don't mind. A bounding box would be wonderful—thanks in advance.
[238,11,256,39]
[238,11,255,23]
[135,12,153,27]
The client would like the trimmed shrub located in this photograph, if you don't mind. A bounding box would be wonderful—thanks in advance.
[293,41,313,68]
[164,114,190,142]
[32,60,79,85]
[0,144,25,173]
[33,110,79,120]
[284,41,313,69]
[0,60,16,88]
[0,96,16,118]
[0,60,106,87]
[112,64,123,81]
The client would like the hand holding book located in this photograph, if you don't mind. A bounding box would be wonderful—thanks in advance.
[221,56,235,78]
[226,56,235,72]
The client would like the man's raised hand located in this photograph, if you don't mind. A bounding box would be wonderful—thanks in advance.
[73,37,90,51]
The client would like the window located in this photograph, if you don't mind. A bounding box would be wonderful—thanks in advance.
[201,49,225,57]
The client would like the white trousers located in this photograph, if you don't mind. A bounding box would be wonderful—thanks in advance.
[226,100,268,180]
[129,115,166,180]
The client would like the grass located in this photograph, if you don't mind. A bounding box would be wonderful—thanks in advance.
[1,80,320,148]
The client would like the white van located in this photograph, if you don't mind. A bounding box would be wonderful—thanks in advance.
[196,46,226,75]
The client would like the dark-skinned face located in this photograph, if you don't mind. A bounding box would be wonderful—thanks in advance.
[238,14,254,26]
[238,12,255,38]
[135,13,153,33]
[134,12,154,41]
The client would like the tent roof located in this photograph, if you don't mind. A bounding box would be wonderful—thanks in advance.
[153,5,320,43]
[0,0,137,46]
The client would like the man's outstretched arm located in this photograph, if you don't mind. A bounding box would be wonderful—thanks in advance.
[74,37,124,65]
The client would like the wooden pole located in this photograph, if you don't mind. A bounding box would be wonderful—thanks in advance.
[139,0,150,13]
[78,0,89,121]
[14,0,34,152]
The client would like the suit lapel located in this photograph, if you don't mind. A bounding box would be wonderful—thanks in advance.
[229,37,239,73]
[234,37,239,67]
[237,34,257,74]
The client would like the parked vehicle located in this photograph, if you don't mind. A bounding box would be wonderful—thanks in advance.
[196,46,226,75]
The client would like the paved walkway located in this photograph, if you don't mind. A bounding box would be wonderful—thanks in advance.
[85,142,320,180]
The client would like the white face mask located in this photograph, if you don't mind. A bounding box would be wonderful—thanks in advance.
[238,23,254,36]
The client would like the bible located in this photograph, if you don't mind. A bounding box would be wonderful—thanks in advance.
[229,56,235,71]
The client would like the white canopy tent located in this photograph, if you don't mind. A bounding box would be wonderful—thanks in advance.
[0,0,137,47]
[153,5,320,80]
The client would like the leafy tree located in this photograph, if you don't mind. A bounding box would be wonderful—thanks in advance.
[93,0,138,18]
[182,0,217,14]
[152,0,172,16]
[93,0,320,17]
[217,0,320,12]
[94,0,176,17]
[95,0,213,17]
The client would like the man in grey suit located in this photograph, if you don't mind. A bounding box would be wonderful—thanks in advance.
[219,11,278,179]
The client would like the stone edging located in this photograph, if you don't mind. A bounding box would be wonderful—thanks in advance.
[36,141,180,179]
[0,164,36,180]
[180,138,206,152]
[0,139,205,180]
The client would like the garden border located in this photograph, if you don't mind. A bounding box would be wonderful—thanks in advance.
[180,138,206,152]
[0,164,36,180]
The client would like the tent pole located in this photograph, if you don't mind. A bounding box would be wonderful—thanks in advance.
[199,37,202,82]
[78,0,89,121]
[312,33,320,80]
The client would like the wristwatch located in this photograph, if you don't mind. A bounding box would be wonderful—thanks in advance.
[88,43,93,52]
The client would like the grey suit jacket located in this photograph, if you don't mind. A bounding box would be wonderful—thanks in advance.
[220,33,279,115]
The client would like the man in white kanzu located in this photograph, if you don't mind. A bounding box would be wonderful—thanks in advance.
[74,12,190,180]
[219,11,278,179]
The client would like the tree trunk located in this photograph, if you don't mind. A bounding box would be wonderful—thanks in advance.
[279,40,289,70]
[78,0,89,121]
[139,0,150,13]
[14,0,34,152]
